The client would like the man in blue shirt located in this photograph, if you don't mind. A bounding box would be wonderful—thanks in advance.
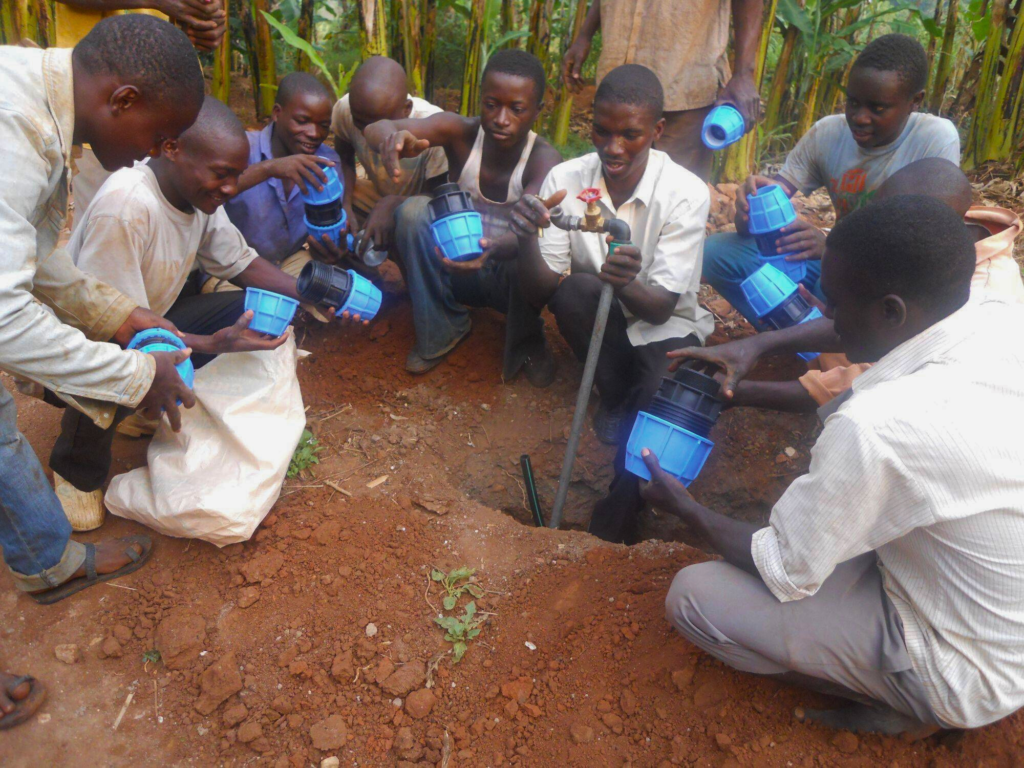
[210,72,339,293]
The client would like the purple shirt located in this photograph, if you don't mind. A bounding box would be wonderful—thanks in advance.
[223,123,340,264]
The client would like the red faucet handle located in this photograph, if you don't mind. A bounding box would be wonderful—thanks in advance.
[577,188,602,205]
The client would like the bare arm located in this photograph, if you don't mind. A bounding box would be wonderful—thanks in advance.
[229,256,301,301]
[640,450,760,575]
[730,379,819,413]
[718,0,764,128]
[235,154,334,196]
[562,0,601,90]
[615,275,678,325]
[363,112,473,184]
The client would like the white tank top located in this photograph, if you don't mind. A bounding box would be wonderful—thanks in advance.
[457,126,537,240]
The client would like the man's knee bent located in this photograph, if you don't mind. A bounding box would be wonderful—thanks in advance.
[665,561,736,644]
[549,272,603,318]
[395,195,432,232]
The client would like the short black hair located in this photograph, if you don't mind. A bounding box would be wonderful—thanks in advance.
[826,195,975,314]
[74,14,203,111]
[275,71,333,108]
[594,64,664,119]
[876,158,973,218]
[482,49,546,105]
[178,96,246,153]
[852,33,929,95]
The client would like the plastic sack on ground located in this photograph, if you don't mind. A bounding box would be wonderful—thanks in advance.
[105,335,305,547]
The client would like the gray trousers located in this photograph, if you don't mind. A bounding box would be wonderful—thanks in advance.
[666,553,944,726]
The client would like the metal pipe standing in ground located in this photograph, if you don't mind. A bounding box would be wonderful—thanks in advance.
[548,281,615,529]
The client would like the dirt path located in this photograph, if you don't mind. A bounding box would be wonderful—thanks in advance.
[3,276,1022,767]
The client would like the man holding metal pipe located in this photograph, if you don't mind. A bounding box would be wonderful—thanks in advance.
[511,64,711,543]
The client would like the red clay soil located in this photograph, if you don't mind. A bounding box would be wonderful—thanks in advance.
[3,197,1024,766]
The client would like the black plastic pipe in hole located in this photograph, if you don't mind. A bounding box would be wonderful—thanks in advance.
[520,454,544,528]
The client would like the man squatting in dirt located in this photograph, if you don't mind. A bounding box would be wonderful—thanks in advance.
[510,64,712,546]
[0,15,208,727]
[363,49,564,381]
[650,196,1024,736]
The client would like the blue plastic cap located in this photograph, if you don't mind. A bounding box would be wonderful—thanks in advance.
[430,211,484,262]
[338,269,382,322]
[299,163,343,206]
[758,253,807,284]
[306,207,348,248]
[740,264,799,318]
[624,411,714,487]
[127,328,194,391]
[747,184,797,235]
[796,306,823,361]
[244,288,299,338]
[702,105,745,150]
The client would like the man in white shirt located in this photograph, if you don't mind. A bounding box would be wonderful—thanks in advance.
[55,96,302,521]
[330,56,449,256]
[512,65,712,543]
[648,195,1024,734]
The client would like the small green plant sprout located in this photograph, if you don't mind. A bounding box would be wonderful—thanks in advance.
[434,601,484,663]
[288,430,322,479]
[430,566,484,611]
[142,649,161,664]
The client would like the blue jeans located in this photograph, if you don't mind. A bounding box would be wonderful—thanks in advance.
[702,232,824,325]
[0,385,85,591]
[394,196,545,378]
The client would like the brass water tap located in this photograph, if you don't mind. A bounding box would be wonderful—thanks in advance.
[577,188,605,233]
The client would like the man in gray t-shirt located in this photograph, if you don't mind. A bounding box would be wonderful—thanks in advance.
[702,34,961,325]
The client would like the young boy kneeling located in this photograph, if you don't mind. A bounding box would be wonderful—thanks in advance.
[54,97,307,517]
[364,50,563,380]
[511,65,712,544]
[703,34,959,323]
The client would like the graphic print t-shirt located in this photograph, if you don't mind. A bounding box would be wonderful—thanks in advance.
[779,112,960,219]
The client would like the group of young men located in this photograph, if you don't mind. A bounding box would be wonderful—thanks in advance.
[1,9,1023,749]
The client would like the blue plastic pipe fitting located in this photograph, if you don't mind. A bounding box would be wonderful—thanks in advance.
[427,183,484,262]
[296,261,382,321]
[702,105,746,150]
[127,327,194,402]
[244,288,298,337]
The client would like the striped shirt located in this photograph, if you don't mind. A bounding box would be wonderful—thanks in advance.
[752,295,1024,728]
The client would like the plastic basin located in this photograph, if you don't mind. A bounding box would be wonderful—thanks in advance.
[127,327,194,398]
[431,211,484,262]
[740,264,798,319]
[747,184,796,235]
[244,288,298,337]
[338,269,382,321]
[624,411,714,486]
[701,105,745,150]
[759,253,807,283]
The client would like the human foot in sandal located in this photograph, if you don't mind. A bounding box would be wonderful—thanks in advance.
[0,673,46,730]
[28,535,153,605]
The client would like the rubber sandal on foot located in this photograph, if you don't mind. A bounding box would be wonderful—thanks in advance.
[28,535,153,606]
[0,676,47,730]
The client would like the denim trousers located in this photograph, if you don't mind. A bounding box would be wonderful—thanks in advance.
[393,195,546,379]
[0,383,85,591]
[702,232,824,325]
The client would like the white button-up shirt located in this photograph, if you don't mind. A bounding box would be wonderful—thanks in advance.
[538,150,714,346]
[753,295,1024,728]
[0,47,153,426]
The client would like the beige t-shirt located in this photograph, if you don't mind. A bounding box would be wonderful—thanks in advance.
[68,163,258,316]
[597,0,732,112]
[331,93,449,207]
